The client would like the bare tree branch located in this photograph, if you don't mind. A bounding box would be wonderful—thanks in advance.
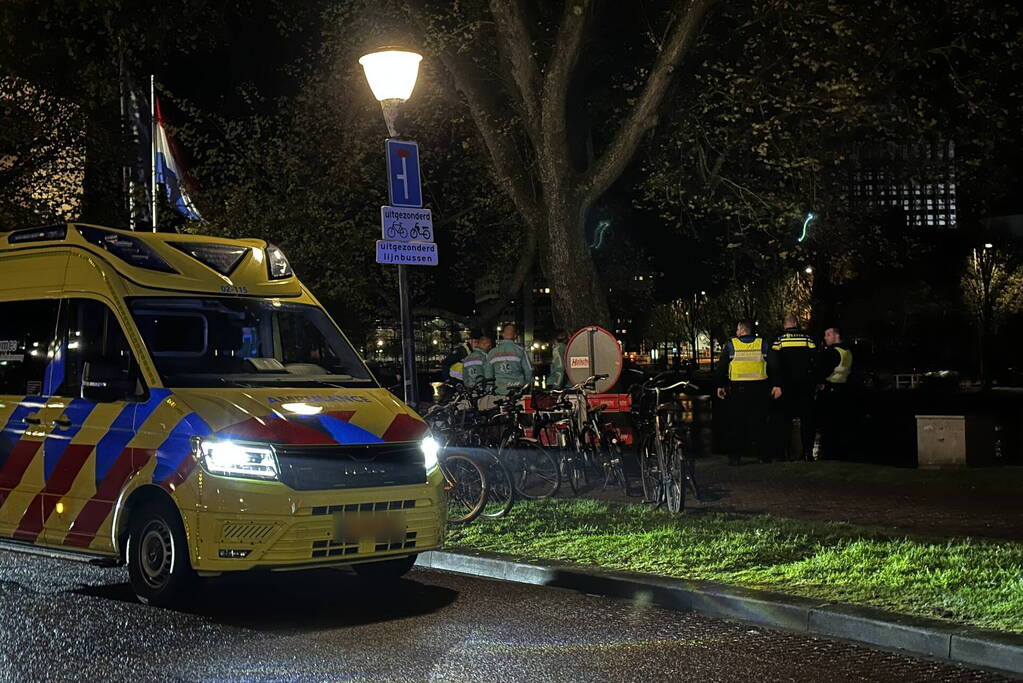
[540,0,592,181]
[403,0,541,228]
[581,0,716,205]
[488,0,541,142]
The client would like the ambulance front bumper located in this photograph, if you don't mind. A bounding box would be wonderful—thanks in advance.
[189,467,446,573]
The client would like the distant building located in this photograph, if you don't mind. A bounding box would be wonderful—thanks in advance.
[849,139,958,229]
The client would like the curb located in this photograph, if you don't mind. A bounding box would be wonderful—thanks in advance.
[416,549,1023,677]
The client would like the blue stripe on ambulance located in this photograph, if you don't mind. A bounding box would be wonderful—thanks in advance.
[92,389,169,486]
[315,414,384,444]
[152,413,212,484]
[0,397,44,470]
[42,398,96,479]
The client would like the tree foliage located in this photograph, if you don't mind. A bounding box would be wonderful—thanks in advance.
[639,0,1022,328]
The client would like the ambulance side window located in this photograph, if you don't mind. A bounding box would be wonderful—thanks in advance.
[64,299,145,401]
[0,299,61,397]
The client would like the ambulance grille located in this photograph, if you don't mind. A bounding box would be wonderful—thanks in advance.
[275,443,427,491]
[220,522,276,542]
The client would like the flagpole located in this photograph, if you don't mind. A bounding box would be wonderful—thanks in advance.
[150,74,157,232]
[118,45,135,230]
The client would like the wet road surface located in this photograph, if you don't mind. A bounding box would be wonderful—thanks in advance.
[0,548,1011,682]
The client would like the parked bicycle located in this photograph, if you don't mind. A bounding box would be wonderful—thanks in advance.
[535,374,631,496]
[490,385,561,499]
[424,381,515,519]
[631,372,701,513]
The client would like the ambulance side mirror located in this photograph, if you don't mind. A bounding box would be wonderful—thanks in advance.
[82,361,141,403]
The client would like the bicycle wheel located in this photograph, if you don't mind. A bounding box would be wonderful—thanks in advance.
[443,453,488,524]
[605,440,631,496]
[571,447,589,492]
[639,435,661,504]
[502,437,560,499]
[664,436,685,514]
[559,452,579,496]
[479,450,515,518]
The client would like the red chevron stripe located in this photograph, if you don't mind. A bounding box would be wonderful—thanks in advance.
[64,447,153,549]
[13,443,95,543]
[0,439,44,495]
[381,414,428,442]
[219,416,335,444]
[160,452,196,492]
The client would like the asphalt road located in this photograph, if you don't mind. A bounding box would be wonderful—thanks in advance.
[0,548,1011,682]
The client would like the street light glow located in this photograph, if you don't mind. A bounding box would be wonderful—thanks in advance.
[984,242,993,249]
[358,49,423,102]
[804,266,814,274]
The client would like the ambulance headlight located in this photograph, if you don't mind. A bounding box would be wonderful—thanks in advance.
[196,439,279,481]
[265,243,293,279]
[420,436,440,473]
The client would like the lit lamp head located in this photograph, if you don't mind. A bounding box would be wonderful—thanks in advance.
[358,48,423,137]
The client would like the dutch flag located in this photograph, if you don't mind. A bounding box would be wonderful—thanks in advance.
[154,98,202,221]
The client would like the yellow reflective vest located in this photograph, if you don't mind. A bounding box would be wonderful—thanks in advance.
[728,336,768,382]
[826,345,853,384]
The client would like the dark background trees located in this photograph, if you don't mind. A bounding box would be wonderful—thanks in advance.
[2,0,1022,379]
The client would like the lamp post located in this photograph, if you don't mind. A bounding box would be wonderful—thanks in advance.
[359,47,423,405]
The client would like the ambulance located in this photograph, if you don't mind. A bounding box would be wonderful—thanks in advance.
[0,223,445,605]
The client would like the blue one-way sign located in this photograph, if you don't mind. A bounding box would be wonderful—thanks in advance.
[385,139,422,208]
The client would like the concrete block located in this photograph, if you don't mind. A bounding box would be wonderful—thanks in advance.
[809,604,951,658]
[950,630,1023,676]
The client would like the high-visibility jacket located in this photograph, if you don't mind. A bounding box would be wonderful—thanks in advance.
[461,348,489,388]
[728,336,768,382]
[486,339,533,395]
[547,342,567,389]
[771,330,816,387]
[446,341,473,381]
[825,345,853,384]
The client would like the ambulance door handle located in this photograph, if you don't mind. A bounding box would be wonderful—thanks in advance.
[51,416,73,428]
[23,413,41,425]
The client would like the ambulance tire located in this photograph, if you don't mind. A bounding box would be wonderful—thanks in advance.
[353,554,418,583]
[127,499,197,607]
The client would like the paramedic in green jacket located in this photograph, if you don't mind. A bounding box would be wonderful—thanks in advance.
[486,322,533,395]
[462,334,493,389]
[547,332,568,390]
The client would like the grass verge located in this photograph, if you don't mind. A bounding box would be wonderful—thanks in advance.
[447,499,1023,634]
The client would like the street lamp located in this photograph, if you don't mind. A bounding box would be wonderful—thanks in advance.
[359,49,423,137]
[359,47,423,405]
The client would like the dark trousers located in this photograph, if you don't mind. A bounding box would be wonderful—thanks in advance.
[816,383,850,460]
[773,384,815,460]
[727,381,769,463]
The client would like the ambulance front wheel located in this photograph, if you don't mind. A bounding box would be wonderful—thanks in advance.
[127,499,197,606]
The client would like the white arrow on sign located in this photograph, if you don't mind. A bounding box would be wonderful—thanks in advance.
[380,206,434,243]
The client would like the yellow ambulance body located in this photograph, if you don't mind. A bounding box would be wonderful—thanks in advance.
[0,223,444,604]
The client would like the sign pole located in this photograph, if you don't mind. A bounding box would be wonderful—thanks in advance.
[381,139,427,407]
[397,263,417,406]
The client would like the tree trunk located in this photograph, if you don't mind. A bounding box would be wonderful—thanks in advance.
[543,194,609,331]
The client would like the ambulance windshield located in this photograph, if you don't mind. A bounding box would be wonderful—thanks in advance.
[129,297,376,388]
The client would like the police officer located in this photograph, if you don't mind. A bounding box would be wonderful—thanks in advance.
[716,319,780,465]
[486,322,533,395]
[771,313,817,461]
[461,334,493,389]
[444,330,478,382]
[547,332,569,390]
[816,326,853,460]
